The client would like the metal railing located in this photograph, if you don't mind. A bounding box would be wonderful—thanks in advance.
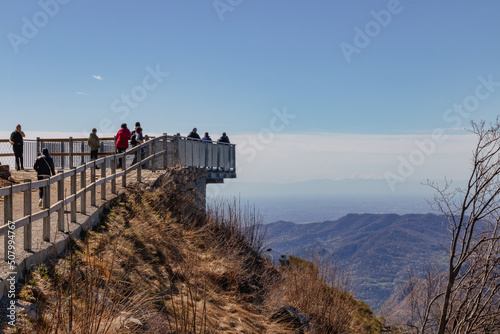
[1,137,119,170]
[0,136,236,172]
[175,137,236,172]
[0,134,236,261]
[0,139,37,170]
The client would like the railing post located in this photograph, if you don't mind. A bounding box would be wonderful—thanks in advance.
[43,177,51,242]
[152,139,156,172]
[91,163,96,206]
[175,135,180,166]
[122,151,127,188]
[81,140,86,166]
[137,146,142,182]
[57,171,64,232]
[231,144,236,171]
[71,167,77,223]
[69,137,74,169]
[4,182,13,261]
[144,135,150,170]
[101,157,106,200]
[61,141,65,169]
[111,155,116,194]
[192,139,195,167]
[215,143,220,172]
[24,179,32,251]
[163,133,168,169]
[81,164,86,215]
[205,142,209,169]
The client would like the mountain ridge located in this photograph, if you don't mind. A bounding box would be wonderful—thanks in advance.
[265,213,451,310]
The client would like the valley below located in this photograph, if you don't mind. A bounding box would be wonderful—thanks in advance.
[265,213,451,312]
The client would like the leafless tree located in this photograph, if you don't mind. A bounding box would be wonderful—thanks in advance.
[405,263,446,333]
[410,120,500,333]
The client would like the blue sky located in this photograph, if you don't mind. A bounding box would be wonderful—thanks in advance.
[1,1,500,191]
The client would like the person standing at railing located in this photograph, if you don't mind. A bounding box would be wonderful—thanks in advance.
[9,124,25,170]
[130,122,143,147]
[187,127,201,140]
[115,123,131,169]
[202,132,212,143]
[34,148,55,207]
[131,126,144,165]
[217,132,230,143]
[87,128,101,169]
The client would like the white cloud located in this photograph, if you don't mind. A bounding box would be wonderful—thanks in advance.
[0,129,478,192]
[230,132,477,184]
[76,91,87,95]
[92,74,103,80]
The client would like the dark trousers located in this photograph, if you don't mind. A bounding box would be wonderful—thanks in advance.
[131,146,145,166]
[13,145,23,170]
[116,147,127,168]
[37,175,48,199]
[90,150,98,160]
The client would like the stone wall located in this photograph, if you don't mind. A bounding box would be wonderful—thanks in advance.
[153,166,207,210]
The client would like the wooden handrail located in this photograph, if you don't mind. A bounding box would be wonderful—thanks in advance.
[38,137,116,142]
[0,134,236,260]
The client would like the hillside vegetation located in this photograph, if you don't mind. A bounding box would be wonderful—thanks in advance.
[6,170,386,334]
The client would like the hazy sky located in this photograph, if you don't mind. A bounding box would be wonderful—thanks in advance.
[1,1,500,193]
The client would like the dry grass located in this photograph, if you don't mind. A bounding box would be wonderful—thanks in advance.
[8,169,385,333]
[266,255,383,334]
[9,175,289,333]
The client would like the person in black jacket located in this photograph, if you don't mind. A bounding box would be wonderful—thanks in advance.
[217,132,230,143]
[187,127,201,140]
[9,124,25,170]
[34,148,56,207]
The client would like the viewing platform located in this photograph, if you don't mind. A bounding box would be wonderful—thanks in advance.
[0,134,236,297]
[0,134,236,182]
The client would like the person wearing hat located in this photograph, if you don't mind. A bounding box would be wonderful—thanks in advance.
[9,124,25,170]
[34,148,55,207]
[131,126,145,165]
[187,127,201,140]
[130,122,143,147]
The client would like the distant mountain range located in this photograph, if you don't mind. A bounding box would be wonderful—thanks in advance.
[265,213,451,311]
[213,178,463,198]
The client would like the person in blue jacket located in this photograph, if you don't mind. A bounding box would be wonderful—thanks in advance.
[202,132,212,143]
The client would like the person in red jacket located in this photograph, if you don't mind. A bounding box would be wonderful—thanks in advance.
[115,123,131,169]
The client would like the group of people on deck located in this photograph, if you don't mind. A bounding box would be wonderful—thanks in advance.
[6,123,230,206]
[111,122,144,169]
[187,127,230,144]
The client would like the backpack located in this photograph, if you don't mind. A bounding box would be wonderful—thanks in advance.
[130,131,137,145]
